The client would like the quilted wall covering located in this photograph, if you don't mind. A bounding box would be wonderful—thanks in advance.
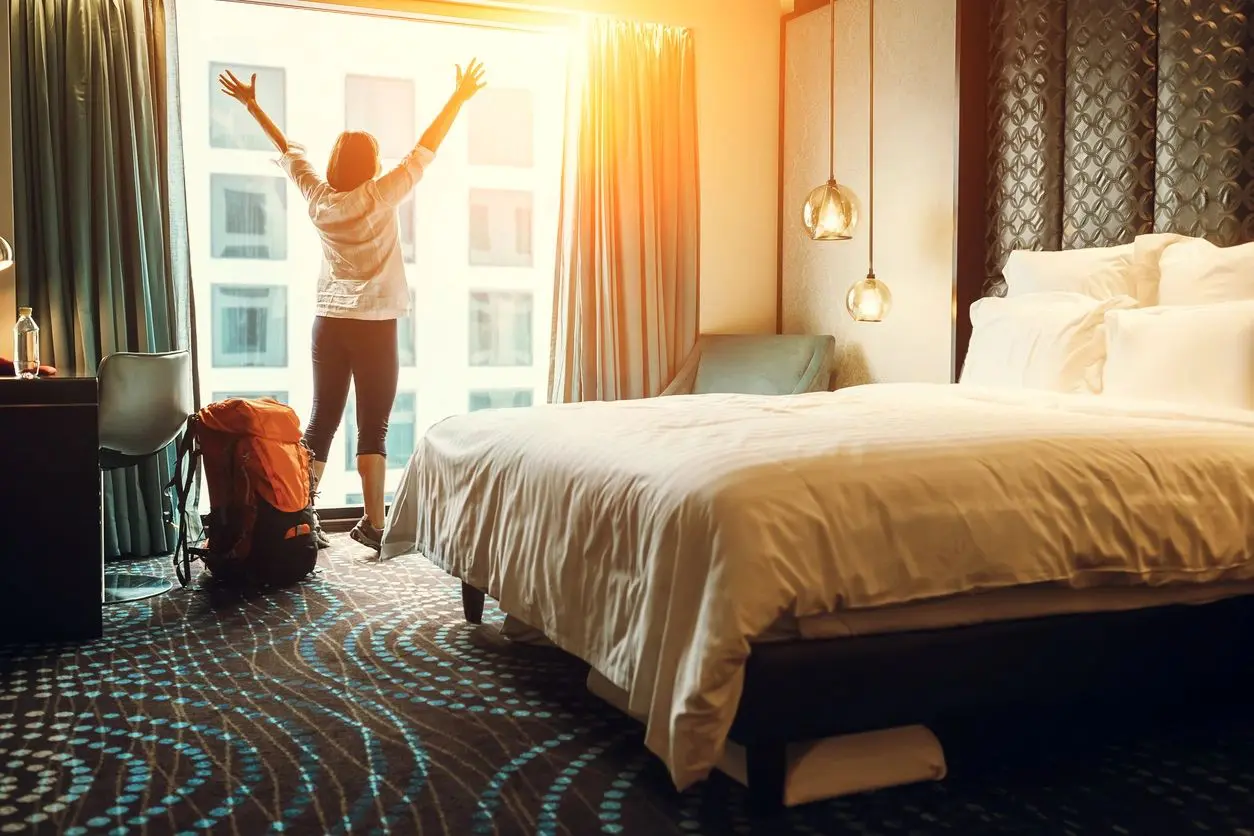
[984,0,1254,294]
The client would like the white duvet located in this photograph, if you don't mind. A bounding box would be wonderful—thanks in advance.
[381,382,1254,790]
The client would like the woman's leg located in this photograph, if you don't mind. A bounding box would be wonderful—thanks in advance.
[348,319,399,534]
[303,317,353,485]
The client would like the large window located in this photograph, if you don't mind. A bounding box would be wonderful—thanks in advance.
[211,285,287,368]
[181,0,566,509]
[345,75,416,159]
[469,291,533,367]
[344,391,417,470]
[398,287,417,367]
[469,189,534,267]
[469,389,533,411]
[211,174,287,259]
[469,88,534,168]
[209,63,286,150]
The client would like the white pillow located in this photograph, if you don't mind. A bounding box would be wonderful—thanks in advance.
[1157,238,1254,306]
[1130,232,1193,305]
[1002,244,1136,300]
[1103,302,1254,410]
[961,292,1137,394]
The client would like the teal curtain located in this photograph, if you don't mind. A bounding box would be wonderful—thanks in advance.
[10,0,193,558]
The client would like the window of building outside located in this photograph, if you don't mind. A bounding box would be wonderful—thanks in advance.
[468,388,533,411]
[179,0,566,511]
[210,285,288,368]
[211,174,287,259]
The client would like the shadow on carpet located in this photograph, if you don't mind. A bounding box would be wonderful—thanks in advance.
[4,537,1254,835]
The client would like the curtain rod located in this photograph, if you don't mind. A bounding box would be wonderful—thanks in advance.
[216,0,576,34]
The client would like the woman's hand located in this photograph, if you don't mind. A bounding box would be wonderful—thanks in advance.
[219,70,258,108]
[453,59,486,103]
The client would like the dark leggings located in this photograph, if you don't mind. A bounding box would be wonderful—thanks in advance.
[304,316,399,463]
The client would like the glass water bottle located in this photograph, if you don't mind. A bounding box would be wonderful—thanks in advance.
[13,307,39,379]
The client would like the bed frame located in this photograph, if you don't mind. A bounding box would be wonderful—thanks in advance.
[451,0,1254,815]
[460,582,1254,813]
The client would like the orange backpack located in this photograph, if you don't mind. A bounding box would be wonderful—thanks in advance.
[172,397,319,589]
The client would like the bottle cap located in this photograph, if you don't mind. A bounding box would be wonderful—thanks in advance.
[18,307,31,316]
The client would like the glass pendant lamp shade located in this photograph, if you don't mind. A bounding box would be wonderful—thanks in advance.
[846,0,891,322]
[803,179,859,241]
[846,272,891,322]
[803,0,859,243]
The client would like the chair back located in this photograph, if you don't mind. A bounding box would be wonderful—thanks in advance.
[98,350,193,464]
[678,334,836,396]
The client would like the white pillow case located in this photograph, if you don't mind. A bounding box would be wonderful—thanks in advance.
[1130,232,1193,305]
[1002,243,1136,300]
[961,292,1137,395]
[1157,238,1254,306]
[1103,302,1254,410]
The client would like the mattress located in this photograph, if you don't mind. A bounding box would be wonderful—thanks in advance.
[381,382,1254,792]
[774,581,1254,641]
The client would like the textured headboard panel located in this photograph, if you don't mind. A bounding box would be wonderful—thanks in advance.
[982,0,1254,296]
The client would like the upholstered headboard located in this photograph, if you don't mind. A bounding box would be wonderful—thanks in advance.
[953,0,1254,370]
[984,0,1254,295]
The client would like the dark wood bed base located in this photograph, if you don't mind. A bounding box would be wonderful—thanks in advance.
[461,583,1254,813]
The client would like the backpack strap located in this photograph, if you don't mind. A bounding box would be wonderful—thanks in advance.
[169,414,202,588]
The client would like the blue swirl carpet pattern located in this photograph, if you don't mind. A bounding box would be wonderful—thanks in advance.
[3,534,1254,834]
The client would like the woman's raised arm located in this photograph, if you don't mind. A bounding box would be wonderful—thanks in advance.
[219,70,289,154]
[376,59,487,205]
[418,58,486,154]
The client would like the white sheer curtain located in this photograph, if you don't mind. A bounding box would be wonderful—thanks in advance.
[548,16,700,403]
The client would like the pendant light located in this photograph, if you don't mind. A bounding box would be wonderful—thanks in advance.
[802,0,859,241]
[845,0,891,321]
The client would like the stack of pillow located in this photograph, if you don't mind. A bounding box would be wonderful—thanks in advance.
[960,234,1254,411]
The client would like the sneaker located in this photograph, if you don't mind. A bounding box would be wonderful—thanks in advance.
[349,517,383,551]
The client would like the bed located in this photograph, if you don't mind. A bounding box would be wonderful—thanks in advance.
[381,382,1254,811]
[378,0,1254,810]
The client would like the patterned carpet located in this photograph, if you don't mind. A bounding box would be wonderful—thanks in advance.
[4,537,1254,835]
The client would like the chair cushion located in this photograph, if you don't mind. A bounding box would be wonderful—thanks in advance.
[692,335,831,396]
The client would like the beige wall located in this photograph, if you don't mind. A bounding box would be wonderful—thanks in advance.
[781,0,956,384]
[0,0,14,342]
[492,0,783,334]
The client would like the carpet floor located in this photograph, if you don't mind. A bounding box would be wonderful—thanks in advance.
[4,536,1254,835]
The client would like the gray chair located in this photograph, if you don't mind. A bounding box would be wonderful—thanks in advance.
[98,349,194,604]
[660,334,837,396]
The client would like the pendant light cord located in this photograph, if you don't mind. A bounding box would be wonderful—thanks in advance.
[867,0,876,277]
[828,0,836,180]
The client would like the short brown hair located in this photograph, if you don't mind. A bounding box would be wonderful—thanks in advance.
[326,131,380,192]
